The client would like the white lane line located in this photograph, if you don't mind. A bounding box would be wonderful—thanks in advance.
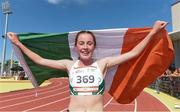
[0,90,69,109]
[23,97,70,112]
[103,97,113,108]
[0,81,64,99]
[0,85,69,103]
[0,79,68,99]
[134,99,137,112]
[60,108,68,112]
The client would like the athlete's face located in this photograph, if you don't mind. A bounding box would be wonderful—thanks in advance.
[76,33,95,61]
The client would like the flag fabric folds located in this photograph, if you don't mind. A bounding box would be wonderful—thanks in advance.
[13,28,174,104]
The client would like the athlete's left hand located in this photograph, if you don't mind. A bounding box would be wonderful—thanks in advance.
[151,20,168,34]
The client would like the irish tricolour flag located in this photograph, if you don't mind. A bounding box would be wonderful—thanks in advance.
[13,27,174,104]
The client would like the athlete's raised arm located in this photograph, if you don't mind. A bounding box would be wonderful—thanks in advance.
[101,20,168,69]
[7,32,73,71]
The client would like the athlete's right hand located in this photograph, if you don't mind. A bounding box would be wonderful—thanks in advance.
[7,32,20,45]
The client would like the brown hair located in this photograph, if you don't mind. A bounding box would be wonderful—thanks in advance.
[75,31,96,47]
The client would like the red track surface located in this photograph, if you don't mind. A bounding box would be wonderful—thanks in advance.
[0,78,169,112]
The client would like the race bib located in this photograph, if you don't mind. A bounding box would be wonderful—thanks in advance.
[69,67,103,91]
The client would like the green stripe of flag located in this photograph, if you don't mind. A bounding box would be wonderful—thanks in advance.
[18,33,72,85]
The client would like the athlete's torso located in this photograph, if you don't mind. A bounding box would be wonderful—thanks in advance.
[68,60,105,111]
[69,60,105,96]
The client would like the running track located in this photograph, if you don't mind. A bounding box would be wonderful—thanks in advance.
[0,78,169,112]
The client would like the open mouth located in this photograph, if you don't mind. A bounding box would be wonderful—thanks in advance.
[81,50,90,56]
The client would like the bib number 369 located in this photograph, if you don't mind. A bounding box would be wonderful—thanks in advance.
[76,75,94,83]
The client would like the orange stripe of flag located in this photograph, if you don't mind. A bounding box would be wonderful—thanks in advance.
[109,28,174,104]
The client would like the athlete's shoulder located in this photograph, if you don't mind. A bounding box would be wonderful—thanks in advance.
[96,58,108,74]
[96,57,109,66]
[65,59,78,72]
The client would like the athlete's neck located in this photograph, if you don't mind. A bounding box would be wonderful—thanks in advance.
[79,59,93,67]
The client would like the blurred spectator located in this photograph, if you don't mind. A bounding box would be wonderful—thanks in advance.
[154,75,163,94]
[3,71,6,77]
[164,69,172,76]
[18,71,25,80]
[169,64,176,73]
[151,67,180,98]
[173,68,180,76]
[169,76,175,96]
[154,77,161,94]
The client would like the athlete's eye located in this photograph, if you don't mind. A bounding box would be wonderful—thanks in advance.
[78,41,84,45]
[87,41,93,46]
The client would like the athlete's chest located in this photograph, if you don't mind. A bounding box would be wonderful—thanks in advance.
[69,67,103,87]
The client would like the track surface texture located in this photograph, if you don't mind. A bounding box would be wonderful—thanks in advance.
[0,78,169,112]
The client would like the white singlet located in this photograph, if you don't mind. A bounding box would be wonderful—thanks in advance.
[69,60,105,95]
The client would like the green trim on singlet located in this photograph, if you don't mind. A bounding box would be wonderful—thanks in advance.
[92,80,105,95]
[69,84,78,95]
[69,79,105,95]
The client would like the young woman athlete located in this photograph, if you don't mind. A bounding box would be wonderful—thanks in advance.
[7,20,167,112]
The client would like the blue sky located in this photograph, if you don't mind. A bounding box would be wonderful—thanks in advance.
[0,0,176,61]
